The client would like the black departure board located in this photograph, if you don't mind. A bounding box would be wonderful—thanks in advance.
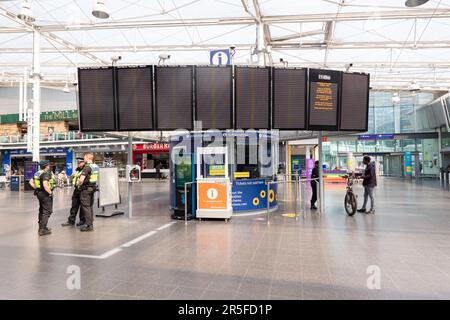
[116,66,154,131]
[78,67,116,132]
[195,66,232,129]
[155,66,193,130]
[308,69,342,131]
[235,66,271,129]
[339,72,370,132]
[273,68,307,130]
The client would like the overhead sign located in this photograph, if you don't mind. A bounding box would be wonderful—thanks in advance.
[308,69,342,131]
[210,49,231,66]
[195,66,233,129]
[358,134,395,140]
[78,67,116,132]
[273,68,307,130]
[155,66,194,130]
[235,66,271,129]
[340,72,370,132]
[116,66,154,131]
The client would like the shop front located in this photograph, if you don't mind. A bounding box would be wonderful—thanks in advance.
[133,143,169,178]
[3,147,74,176]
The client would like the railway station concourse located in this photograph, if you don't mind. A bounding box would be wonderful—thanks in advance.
[0,0,450,303]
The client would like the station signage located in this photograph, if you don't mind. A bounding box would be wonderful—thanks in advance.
[358,134,395,140]
[133,143,169,152]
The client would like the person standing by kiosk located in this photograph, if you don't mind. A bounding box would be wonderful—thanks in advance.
[77,153,99,232]
[61,158,86,227]
[29,160,56,236]
[310,160,320,210]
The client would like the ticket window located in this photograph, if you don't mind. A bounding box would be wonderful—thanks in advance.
[197,147,228,179]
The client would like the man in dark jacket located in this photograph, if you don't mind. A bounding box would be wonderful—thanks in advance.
[310,160,320,210]
[358,156,377,214]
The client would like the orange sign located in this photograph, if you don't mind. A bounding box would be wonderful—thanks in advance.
[197,182,228,210]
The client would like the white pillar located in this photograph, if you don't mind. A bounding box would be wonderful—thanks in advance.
[305,146,311,160]
[32,31,41,162]
[127,133,133,218]
[256,22,265,66]
[318,132,325,213]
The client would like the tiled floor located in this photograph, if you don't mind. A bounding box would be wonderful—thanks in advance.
[0,177,450,300]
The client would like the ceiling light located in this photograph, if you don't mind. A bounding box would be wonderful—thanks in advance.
[63,82,70,93]
[92,1,110,19]
[405,0,429,7]
[408,80,421,92]
[392,93,401,103]
[17,1,35,23]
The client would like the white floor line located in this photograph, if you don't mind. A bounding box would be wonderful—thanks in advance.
[48,221,177,259]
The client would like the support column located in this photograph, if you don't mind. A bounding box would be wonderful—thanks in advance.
[256,22,265,66]
[32,31,40,162]
[318,132,325,213]
[127,133,133,218]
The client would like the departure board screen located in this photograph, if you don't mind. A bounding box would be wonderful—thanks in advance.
[235,66,271,129]
[308,69,342,131]
[195,66,232,129]
[78,67,116,132]
[339,72,370,132]
[116,66,154,131]
[273,68,307,130]
[155,66,193,130]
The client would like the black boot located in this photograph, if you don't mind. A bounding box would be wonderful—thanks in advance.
[80,225,94,232]
[38,228,52,236]
[76,221,85,227]
[61,222,75,227]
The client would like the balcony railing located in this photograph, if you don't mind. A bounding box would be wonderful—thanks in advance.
[0,132,102,144]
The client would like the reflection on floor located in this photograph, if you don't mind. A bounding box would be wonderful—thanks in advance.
[0,177,449,300]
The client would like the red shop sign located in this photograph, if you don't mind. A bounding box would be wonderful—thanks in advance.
[133,143,169,152]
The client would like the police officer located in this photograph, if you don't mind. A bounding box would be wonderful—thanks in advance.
[29,160,56,236]
[61,158,86,227]
[77,152,99,232]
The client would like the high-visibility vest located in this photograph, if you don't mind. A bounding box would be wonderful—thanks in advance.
[71,169,82,185]
[86,163,99,185]
[33,170,56,190]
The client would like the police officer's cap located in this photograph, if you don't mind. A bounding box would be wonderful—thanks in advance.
[76,157,84,162]
[39,160,50,167]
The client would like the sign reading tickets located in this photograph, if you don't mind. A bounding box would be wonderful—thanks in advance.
[197,182,228,210]
[232,179,277,212]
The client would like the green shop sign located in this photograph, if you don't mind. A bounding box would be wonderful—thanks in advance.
[0,110,78,124]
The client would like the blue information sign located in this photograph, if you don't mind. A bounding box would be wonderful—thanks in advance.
[232,179,277,212]
[210,49,231,66]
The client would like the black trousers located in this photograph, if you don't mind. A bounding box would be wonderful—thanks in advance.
[80,187,95,227]
[311,180,318,206]
[67,188,85,224]
[36,190,53,230]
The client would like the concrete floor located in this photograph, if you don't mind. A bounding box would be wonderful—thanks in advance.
[0,177,450,300]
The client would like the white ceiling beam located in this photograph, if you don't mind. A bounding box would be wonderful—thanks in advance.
[0,6,109,66]
[3,39,450,54]
[0,8,448,33]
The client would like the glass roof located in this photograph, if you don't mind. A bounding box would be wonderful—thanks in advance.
[1,0,450,90]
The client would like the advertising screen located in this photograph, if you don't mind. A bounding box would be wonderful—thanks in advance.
[308,69,342,131]
[155,66,193,130]
[116,66,154,131]
[235,66,271,129]
[195,66,232,129]
[273,68,307,130]
[78,67,116,132]
[339,72,370,131]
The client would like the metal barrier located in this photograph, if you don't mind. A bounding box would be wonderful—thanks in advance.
[266,177,321,224]
[184,181,196,225]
